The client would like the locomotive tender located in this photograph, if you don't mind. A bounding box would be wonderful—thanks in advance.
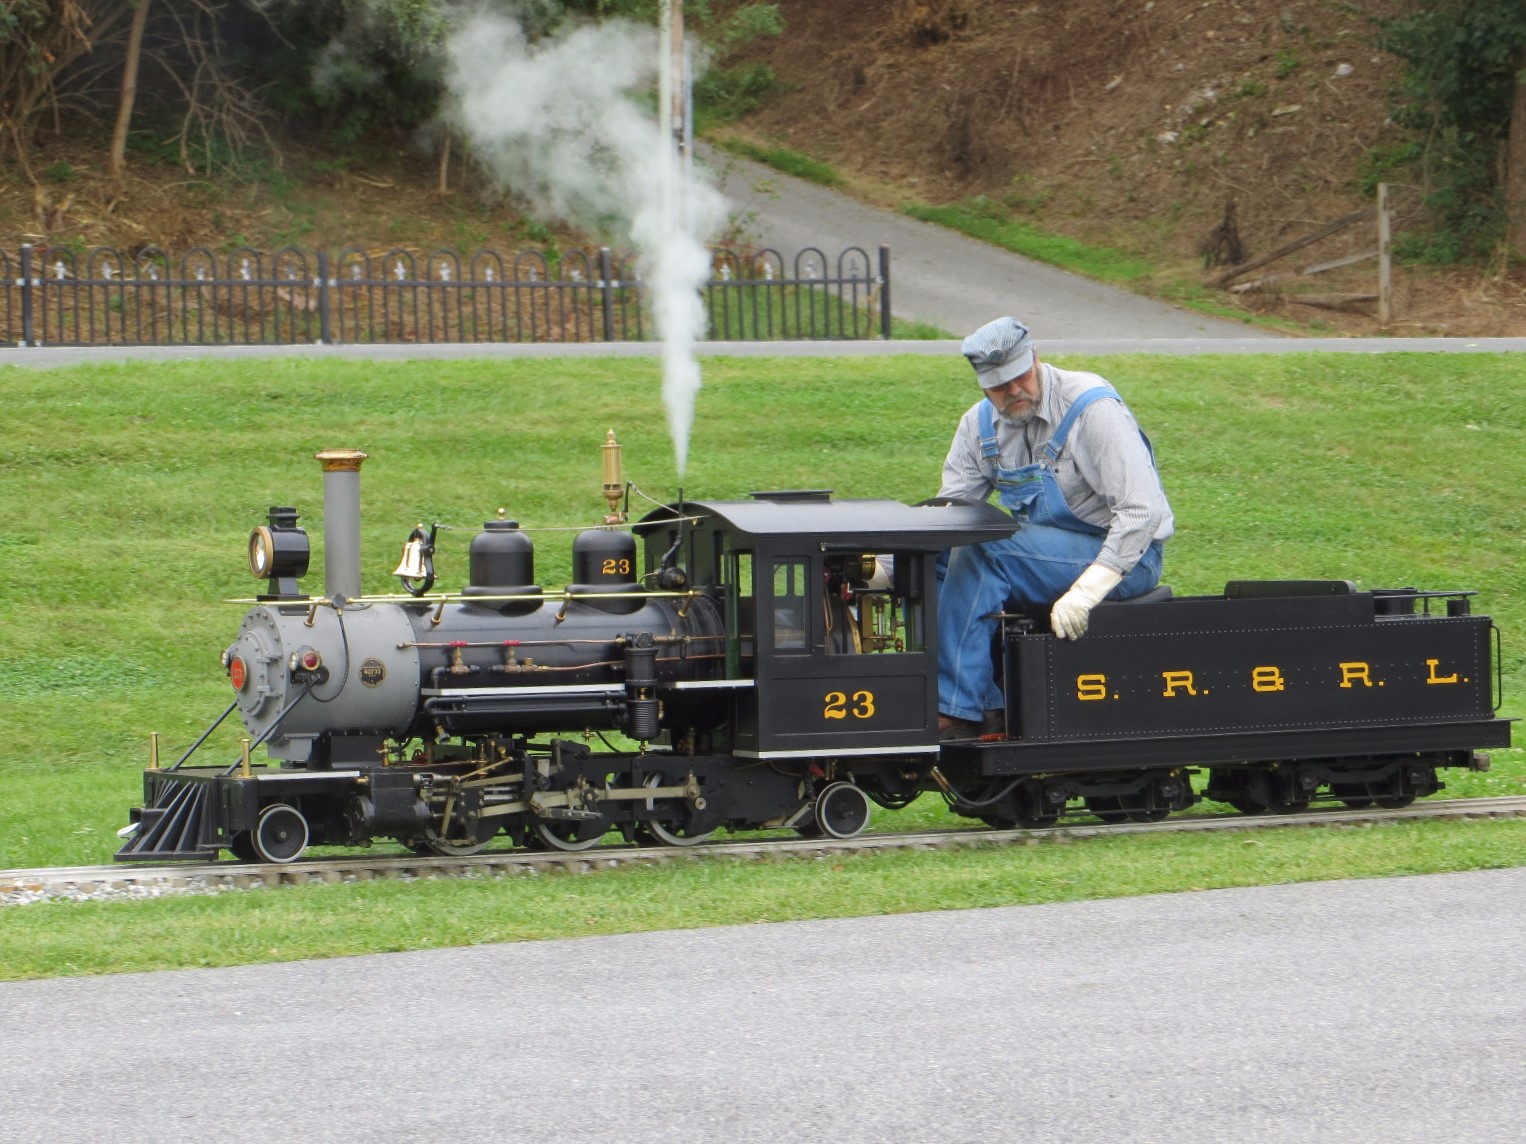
[117,444,1510,863]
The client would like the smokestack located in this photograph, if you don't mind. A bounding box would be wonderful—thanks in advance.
[313,449,368,600]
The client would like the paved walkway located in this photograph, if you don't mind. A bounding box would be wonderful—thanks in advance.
[3,867,1522,1142]
[705,148,1257,339]
[3,336,1523,370]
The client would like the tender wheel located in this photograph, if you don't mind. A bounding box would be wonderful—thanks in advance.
[1115,790,1168,824]
[639,774,717,848]
[1372,769,1420,809]
[1225,798,1268,816]
[532,820,607,852]
[1262,769,1314,814]
[1208,768,1266,814]
[252,803,309,864]
[1332,781,1376,809]
[1222,770,1310,816]
[1125,774,1186,822]
[814,782,872,839]
[1263,795,1311,814]
[970,780,1021,829]
[1014,798,1060,830]
[1084,796,1129,825]
[1012,782,1062,829]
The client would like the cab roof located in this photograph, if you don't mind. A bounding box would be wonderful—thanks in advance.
[635,494,1018,552]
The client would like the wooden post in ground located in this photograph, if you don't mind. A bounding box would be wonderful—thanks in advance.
[1212,207,1373,287]
[1377,182,1392,323]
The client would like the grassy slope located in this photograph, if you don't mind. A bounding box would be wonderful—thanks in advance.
[1,351,1522,976]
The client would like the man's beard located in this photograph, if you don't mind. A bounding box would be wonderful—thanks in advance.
[997,403,1035,428]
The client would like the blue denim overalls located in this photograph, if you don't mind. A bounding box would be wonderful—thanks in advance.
[938,385,1165,722]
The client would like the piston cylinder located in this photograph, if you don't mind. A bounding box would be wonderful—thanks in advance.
[623,633,659,740]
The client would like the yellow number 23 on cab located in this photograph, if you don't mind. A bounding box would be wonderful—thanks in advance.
[823,690,876,720]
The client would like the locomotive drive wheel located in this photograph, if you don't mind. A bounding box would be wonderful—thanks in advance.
[411,819,500,857]
[252,804,309,864]
[532,820,608,851]
[638,773,718,848]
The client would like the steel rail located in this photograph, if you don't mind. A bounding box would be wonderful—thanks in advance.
[6,796,1526,905]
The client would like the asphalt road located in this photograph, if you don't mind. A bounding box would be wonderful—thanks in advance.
[4,867,1523,1142]
[705,148,1256,339]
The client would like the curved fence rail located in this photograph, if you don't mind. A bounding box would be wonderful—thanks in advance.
[3,243,891,347]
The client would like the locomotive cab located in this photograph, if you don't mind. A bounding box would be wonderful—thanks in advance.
[636,493,1017,758]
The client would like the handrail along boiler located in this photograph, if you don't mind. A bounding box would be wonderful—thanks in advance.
[117,442,1510,863]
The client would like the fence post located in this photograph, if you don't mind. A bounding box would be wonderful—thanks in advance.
[1376,183,1391,324]
[19,243,35,347]
[314,248,332,343]
[878,245,892,341]
[599,246,615,341]
[317,250,333,345]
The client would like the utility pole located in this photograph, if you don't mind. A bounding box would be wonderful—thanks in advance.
[658,0,689,233]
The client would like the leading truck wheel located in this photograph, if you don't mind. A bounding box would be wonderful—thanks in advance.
[253,804,309,864]
[814,782,872,840]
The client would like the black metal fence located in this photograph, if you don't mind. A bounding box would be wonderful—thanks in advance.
[2,243,891,347]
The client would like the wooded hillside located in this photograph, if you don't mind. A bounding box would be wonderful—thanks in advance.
[5,1,1525,335]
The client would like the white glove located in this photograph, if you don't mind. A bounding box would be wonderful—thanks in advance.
[1051,564,1123,640]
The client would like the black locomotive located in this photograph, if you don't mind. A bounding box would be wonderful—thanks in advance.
[117,445,1510,863]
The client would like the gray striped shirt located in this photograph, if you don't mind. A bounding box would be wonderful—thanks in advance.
[938,363,1174,575]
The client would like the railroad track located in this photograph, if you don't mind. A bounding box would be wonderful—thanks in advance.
[6,795,1526,905]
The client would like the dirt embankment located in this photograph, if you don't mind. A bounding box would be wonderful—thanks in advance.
[726,0,1526,336]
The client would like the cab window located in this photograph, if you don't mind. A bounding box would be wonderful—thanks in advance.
[771,559,808,652]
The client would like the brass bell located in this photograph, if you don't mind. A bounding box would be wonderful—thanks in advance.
[390,527,433,582]
[393,533,429,579]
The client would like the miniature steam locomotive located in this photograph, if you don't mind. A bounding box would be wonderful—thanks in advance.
[117,443,1510,863]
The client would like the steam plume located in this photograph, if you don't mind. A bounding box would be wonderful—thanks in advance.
[444,9,725,475]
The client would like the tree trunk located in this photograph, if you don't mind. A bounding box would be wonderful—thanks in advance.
[109,0,153,179]
[1507,45,1526,257]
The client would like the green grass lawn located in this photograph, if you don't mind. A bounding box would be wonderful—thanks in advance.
[1,350,1522,976]
[714,138,846,187]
